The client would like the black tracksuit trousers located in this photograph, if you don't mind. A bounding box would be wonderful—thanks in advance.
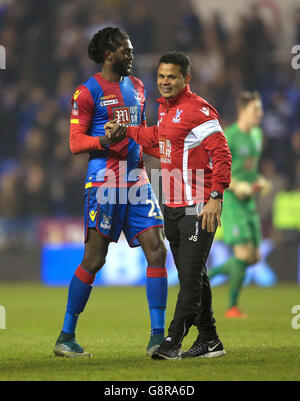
[164,205,218,343]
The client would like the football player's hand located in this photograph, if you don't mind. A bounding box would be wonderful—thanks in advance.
[198,198,222,233]
[104,119,117,133]
[253,176,272,196]
[104,120,127,142]
[231,181,253,200]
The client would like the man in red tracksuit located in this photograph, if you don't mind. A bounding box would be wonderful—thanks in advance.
[106,51,232,360]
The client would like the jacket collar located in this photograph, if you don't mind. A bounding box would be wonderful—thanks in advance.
[156,84,192,107]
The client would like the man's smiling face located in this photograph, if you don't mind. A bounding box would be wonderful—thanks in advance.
[157,63,190,99]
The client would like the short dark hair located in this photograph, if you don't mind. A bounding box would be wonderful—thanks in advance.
[158,51,191,77]
[237,91,261,110]
[88,27,129,64]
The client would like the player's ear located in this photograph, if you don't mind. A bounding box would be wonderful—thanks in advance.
[185,73,191,85]
[105,50,114,62]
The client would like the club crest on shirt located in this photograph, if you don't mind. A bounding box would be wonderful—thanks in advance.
[100,215,112,230]
[72,101,79,116]
[172,109,183,123]
[133,89,142,102]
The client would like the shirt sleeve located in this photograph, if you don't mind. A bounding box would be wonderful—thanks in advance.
[142,145,160,158]
[189,103,231,193]
[70,85,94,127]
[189,102,222,140]
[69,85,102,154]
[137,120,160,158]
[69,124,102,154]
[190,118,224,146]
[202,131,232,193]
[127,125,159,149]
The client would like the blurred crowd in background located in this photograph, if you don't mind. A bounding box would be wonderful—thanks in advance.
[0,0,300,242]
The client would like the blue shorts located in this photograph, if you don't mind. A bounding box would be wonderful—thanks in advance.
[84,183,164,247]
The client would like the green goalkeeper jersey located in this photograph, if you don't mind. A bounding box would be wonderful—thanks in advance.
[221,123,263,245]
[225,123,263,183]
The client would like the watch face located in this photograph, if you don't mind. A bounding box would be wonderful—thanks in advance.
[211,191,221,199]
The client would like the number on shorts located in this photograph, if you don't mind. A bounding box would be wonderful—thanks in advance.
[146,199,162,218]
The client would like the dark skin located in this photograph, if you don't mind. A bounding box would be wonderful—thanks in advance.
[98,39,133,149]
[81,39,167,275]
[105,63,222,233]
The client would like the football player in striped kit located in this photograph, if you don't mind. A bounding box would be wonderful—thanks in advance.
[54,28,168,358]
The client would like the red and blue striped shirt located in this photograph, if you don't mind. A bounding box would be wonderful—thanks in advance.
[69,73,157,188]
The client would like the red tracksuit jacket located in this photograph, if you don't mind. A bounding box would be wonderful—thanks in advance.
[127,85,232,207]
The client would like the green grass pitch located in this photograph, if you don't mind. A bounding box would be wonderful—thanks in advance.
[0,283,299,381]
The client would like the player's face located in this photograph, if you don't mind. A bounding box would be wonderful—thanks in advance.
[111,39,134,76]
[157,63,190,99]
[244,99,264,127]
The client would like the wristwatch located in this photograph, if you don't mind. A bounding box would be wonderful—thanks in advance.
[210,190,223,200]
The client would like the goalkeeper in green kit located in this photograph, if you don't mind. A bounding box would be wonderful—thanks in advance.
[208,91,271,318]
